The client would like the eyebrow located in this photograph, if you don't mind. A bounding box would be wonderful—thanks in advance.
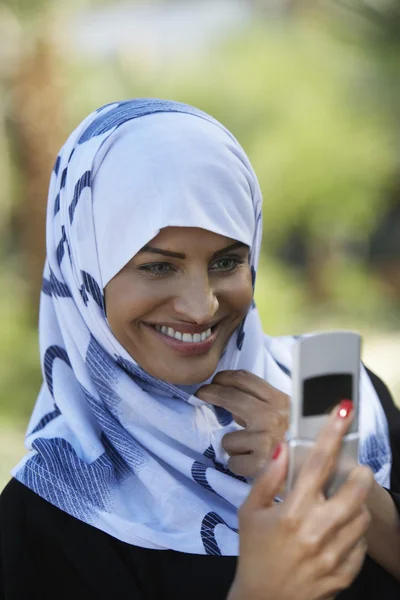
[139,241,248,260]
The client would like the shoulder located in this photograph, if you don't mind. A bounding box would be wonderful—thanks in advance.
[0,477,58,521]
[0,477,98,540]
[0,478,60,549]
[0,477,95,555]
[1,476,32,504]
[0,479,51,596]
[0,477,31,519]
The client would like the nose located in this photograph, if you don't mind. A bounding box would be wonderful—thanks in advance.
[172,276,219,324]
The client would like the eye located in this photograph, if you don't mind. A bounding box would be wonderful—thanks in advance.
[210,256,245,273]
[137,263,175,277]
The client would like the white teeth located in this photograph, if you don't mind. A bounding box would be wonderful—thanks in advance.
[154,325,213,343]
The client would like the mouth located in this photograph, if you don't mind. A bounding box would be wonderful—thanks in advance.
[144,321,223,356]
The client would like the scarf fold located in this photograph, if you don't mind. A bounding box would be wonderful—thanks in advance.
[12,99,391,556]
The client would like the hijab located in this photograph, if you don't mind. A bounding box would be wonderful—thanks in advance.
[12,99,392,555]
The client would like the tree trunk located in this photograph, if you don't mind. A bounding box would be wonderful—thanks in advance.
[11,31,65,319]
[305,240,331,304]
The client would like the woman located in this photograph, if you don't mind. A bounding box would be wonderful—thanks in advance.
[1,99,399,599]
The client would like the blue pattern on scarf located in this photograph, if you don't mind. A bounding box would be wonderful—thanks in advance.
[53,155,61,175]
[49,269,72,298]
[201,511,238,555]
[56,226,68,266]
[81,271,105,312]
[77,99,215,144]
[191,445,246,495]
[17,434,130,523]
[359,433,391,474]
[44,345,71,397]
[30,407,61,435]
[68,170,92,224]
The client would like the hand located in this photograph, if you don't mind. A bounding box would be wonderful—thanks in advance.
[228,403,374,600]
[196,370,289,477]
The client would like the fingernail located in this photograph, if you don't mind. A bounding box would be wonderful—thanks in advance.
[337,399,353,419]
[272,443,282,460]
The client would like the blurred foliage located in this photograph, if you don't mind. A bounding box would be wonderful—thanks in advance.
[0,267,42,423]
[1,2,400,424]
[68,19,397,247]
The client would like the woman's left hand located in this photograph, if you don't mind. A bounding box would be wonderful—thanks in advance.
[196,370,289,477]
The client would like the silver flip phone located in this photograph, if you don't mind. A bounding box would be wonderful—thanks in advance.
[285,331,361,498]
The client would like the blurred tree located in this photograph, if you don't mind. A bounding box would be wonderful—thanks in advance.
[11,36,65,317]
[140,17,394,302]
[0,0,114,317]
[0,0,66,317]
[337,0,400,299]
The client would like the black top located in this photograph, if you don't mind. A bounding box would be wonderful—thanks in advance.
[1,370,400,600]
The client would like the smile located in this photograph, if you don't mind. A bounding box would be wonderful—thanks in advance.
[146,321,222,356]
[154,325,212,343]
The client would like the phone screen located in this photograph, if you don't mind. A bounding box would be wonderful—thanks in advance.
[302,373,353,417]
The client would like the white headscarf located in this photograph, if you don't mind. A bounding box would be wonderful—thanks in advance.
[12,99,391,555]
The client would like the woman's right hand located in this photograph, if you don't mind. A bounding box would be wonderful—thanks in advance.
[228,402,374,600]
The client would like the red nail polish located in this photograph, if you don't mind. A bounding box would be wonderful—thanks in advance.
[272,443,282,460]
[337,399,353,419]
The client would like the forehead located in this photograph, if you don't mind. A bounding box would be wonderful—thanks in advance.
[145,227,240,250]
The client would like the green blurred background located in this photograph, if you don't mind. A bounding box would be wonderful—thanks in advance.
[1,0,400,489]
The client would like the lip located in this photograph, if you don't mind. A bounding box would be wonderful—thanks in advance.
[144,321,222,356]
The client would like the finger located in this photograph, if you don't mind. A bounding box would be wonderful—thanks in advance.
[322,466,373,534]
[327,509,370,569]
[289,402,355,508]
[196,384,260,424]
[243,442,288,510]
[317,539,367,597]
[228,454,259,478]
[223,429,279,458]
[213,370,289,410]
[306,467,373,546]
[232,413,247,428]
[335,538,368,581]
[306,503,369,578]
[228,453,268,478]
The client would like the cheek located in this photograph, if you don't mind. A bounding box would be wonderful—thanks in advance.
[221,268,253,315]
[104,277,159,333]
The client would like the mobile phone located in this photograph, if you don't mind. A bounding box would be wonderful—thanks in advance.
[285,331,361,498]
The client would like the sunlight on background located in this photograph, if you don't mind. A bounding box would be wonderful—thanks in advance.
[1,0,400,489]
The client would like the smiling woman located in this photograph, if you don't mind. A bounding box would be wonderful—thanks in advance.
[0,99,399,600]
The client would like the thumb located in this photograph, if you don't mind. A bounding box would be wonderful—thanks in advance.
[243,442,288,510]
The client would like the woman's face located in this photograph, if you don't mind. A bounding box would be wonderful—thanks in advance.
[105,227,253,385]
